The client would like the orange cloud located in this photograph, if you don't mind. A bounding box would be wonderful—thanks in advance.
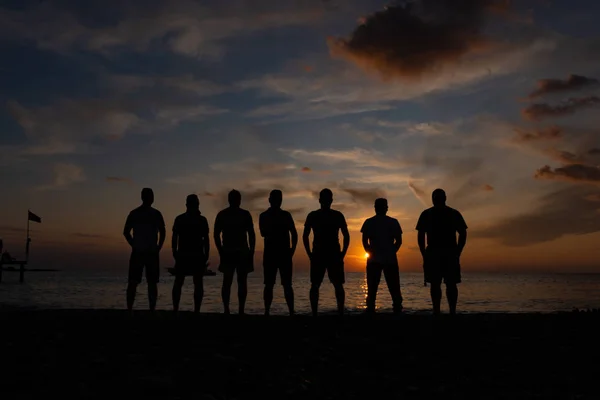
[513,126,562,142]
[301,166,312,172]
[105,176,132,184]
[482,184,494,192]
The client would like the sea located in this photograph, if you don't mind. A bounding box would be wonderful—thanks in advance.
[0,270,599,314]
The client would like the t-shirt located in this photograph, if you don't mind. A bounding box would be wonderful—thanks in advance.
[125,205,165,252]
[360,215,402,265]
[214,207,254,251]
[415,206,467,249]
[259,208,295,254]
[173,211,209,255]
[304,209,347,252]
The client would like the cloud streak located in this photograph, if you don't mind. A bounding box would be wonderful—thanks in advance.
[521,96,600,121]
[528,74,599,99]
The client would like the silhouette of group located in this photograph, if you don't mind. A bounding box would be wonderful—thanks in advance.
[123,187,467,316]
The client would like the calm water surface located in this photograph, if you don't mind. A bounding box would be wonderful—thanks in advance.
[0,271,599,314]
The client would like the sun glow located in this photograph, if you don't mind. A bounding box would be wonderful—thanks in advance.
[364,253,370,259]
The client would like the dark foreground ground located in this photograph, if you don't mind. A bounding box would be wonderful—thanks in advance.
[1,308,599,400]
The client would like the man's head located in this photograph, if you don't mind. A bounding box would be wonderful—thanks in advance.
[432,188,446,207]
[141,188,154,206]
[186,194,200,211]
[319,188,333,209]
[269,190,283,209]
[374,198,388,215]
[228,189,242,208]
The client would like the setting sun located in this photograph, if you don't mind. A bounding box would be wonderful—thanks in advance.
[364,253,370,259]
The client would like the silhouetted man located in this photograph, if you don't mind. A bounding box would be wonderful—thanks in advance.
[259,190,298,316]
[214,190,255,315]
[171,194,210,314]
[361,198,403,314]
[416,189,467,315]
[123,188,166,313]
[303,188,350,316]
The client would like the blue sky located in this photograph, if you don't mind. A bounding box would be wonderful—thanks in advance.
[2,0,600,272]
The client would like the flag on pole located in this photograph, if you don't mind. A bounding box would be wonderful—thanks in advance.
[28,211,42,223]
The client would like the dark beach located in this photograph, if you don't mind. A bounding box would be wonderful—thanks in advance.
[1,308,598,399]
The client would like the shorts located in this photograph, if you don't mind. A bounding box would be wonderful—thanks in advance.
[310,251,345,285]
[263,251,293,286]
[129,251,159,284]
[218,249,254,275]
[174,253,207,284]
[424,247,461,284]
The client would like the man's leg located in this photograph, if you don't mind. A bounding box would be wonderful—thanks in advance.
[430,282,442,315]
[221,270,234,314]
[237,270,248,315]
[146,253,160,312]
[172,275,185,313]
[193,274,204,313]
[365,264,382,313]
[263,262,276,316]
[446,283,458,315]
[281,260,294,316]
[309,259,325,317]
[329,257,346,316]
[126,282,137,312]
[127,252,143,312]
[383,264,403,313]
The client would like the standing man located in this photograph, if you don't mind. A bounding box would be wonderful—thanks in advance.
[360,198,403,314]
[214,190,255,315]
[416,189,467,316]
[123,188,166,314]
[171,194,210,314]
[259,190,298,316]
[303,188,350,317]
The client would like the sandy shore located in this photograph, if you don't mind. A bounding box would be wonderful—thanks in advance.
[1,308,598,399]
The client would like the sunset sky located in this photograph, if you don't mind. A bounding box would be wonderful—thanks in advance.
[2,0,600,273]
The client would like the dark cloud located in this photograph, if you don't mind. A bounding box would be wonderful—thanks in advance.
[528,74,599,99]
[105,176,132,184]
[588,148,600,155]
[341,187,386,205]
[522,96,600,121]
[328,0,508,80]
[473,187,600,246]
[513,126,562,142]
[534,164,600,184]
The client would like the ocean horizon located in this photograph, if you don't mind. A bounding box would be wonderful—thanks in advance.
[1,270,599,314]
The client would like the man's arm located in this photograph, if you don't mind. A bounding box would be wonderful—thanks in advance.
[202,219,210,261]
[247,212,256,254]
[456,211,468,257]
[340,214,350,259]
[213,214,223,255]
[157,212,166,251]
[360,221,370,254]
[457,229,467,256]
[171,219,178,259]
[417,231,426,259]
[289,213,298,256]
[123,214,134,247]
[258,213,266,238]
[394,221,403,252]
[303,214,312,258]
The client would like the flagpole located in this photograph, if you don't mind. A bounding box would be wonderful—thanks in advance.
[26,209,30,263]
